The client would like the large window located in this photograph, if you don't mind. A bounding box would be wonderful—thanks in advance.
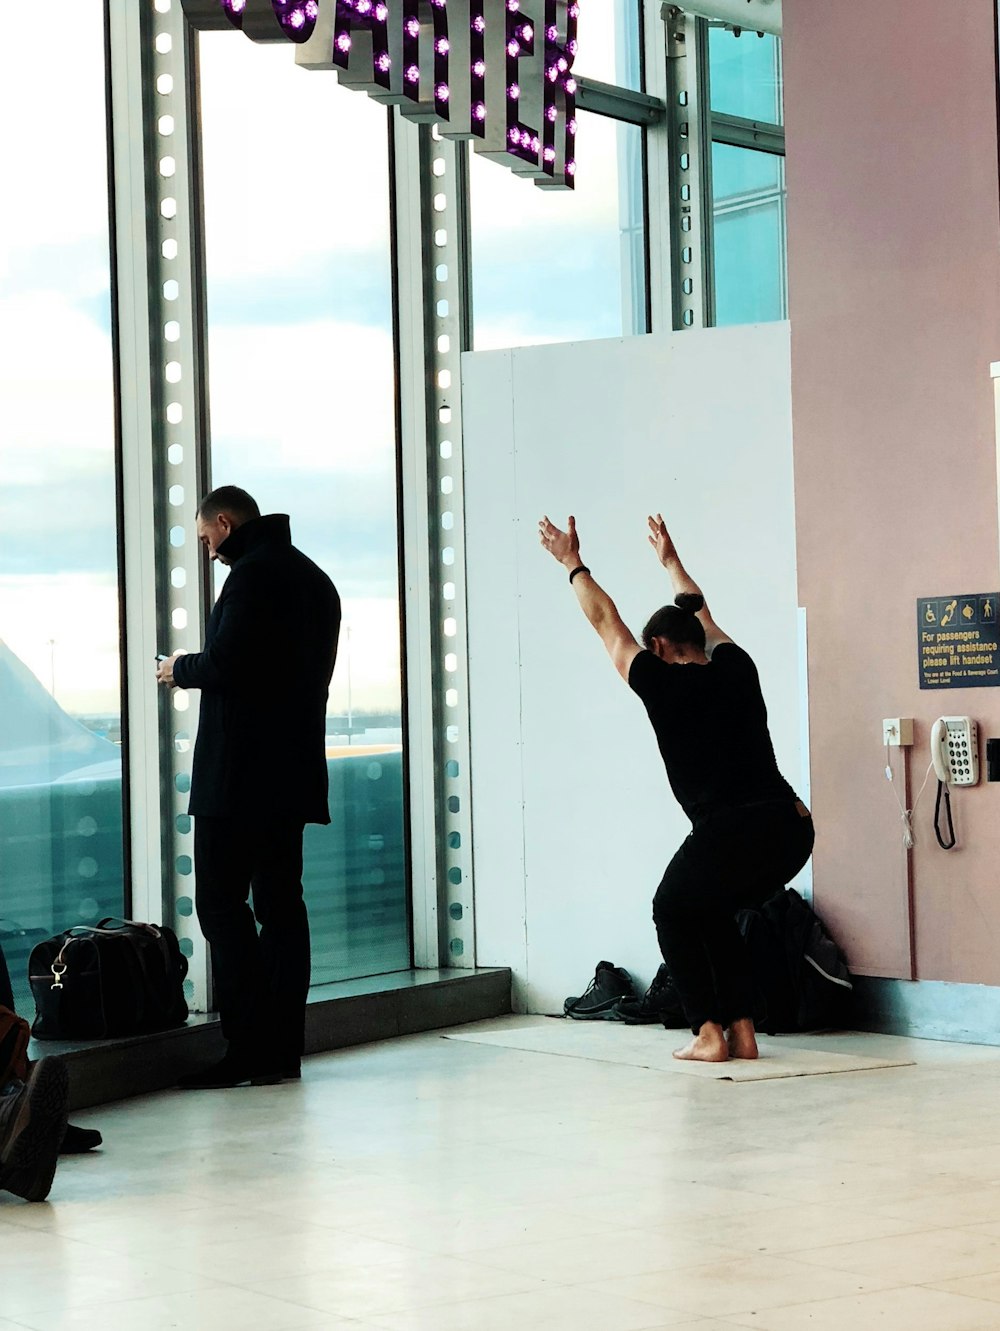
[471,0,647,349]
[708,27,786,325]
[0,1,124,1012]
[198,36,410,985]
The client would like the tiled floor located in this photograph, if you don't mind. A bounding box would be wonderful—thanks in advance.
[5,1023,1000,1329]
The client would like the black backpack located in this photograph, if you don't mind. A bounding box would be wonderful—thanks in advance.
[29,918,188,1040]
[738,888,853,1033]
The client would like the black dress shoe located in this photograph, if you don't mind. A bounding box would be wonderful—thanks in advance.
[177,1055,281,1090]
[60,1124,103,1154]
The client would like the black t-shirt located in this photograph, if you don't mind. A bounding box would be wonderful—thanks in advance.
[628,643,796,823]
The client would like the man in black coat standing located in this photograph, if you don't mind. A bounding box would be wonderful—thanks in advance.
[157,486,341,1088]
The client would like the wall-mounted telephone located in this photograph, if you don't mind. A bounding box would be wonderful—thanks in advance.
[930,716,979,787]
[930,716,978,850]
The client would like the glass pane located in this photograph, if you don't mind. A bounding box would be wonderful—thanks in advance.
[708,26,783,125]
[0,1,124,1015]
[198,37,409,985]
[573,0,643,91]
[471,116,646,349]
[712,143,787,327]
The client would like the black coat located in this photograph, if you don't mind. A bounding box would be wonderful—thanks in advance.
[173,514,341,823]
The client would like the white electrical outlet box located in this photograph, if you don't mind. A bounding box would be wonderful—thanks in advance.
[882,718,914,746]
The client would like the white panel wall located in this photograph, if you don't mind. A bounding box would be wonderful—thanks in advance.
[462,324,801,1014]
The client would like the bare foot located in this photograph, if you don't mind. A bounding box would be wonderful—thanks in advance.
[673,1021,729,1062]
[727,1017,759,1060]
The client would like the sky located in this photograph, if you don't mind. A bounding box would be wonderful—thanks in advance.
[0,0,631,717]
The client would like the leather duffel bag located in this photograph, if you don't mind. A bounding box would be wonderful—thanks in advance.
[29,918,188,1040]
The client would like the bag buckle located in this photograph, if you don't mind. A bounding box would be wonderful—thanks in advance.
[50,961,68,990]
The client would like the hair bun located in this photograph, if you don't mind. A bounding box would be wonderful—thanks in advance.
[674,592,705,614]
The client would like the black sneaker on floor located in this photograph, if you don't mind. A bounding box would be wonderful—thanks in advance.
[0,1056,69,1202]
[177,1054,282,1090]
[564,960,636,1020]
[614,963,687,1027]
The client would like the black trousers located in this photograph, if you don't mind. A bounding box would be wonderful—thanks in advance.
[194,815,309,1066]
[652,800,815,1033]
[0,941,14,1012]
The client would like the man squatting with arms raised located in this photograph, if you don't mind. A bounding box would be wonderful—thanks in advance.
[539,511,814,1062]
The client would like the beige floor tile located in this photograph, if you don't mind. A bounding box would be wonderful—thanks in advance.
[722,1285,1000,1330]
[472,1228,746,1284]
[249,1253,550,1319]
[362,1284,693,1330]
[931,1269,1000,1302]
[792,1226,1000,1283]
[586,1254,895,1318]
[7,1287,335,1331]
[663,1200,927,1255]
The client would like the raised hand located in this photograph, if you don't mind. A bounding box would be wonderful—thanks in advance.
[647,513,678,567]
[539,514,581,568]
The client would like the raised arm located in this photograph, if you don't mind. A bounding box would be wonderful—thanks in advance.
[647,513,732,652]
[539,515,642,682]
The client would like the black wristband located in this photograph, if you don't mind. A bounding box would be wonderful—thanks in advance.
[568,565,591,584]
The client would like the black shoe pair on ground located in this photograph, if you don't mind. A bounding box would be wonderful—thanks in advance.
[177,1052,302,1090]
[563,960,686,1026]
[0,1057,101,1203]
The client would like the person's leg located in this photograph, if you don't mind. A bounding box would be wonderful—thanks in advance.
[192,817,269,1066]
[699,805,816,1052]
[652,841,729,1061]
[248,818,309,1073]
[0,940,14,1013]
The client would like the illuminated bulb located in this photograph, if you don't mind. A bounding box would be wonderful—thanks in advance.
[305,0,318,14]
[336,32,352,50]
[546,105,557,121]
[473,59,486,75]
[567,160,576,175]
[472,14,485,32]
[435,37,449,53]
[508,82,519,98]
[406,63,419,82]
[543,146,555,161]
[568,117,577,132]
[522,23,533,41]
[287,8,305,28]
[546,25,557,39]
[229,0,245,11]
[507,40,520,56]
[566,79,576,94]
[508,127,519,144]
[357,0,371,10]
[376,2,388,18]
[377,52,391,71]
[406,18,419,35]
[557,57,567,71]
[436,82,450,100]
[473,101,486,120]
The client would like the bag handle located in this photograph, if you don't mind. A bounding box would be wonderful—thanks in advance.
[96,918,162,938]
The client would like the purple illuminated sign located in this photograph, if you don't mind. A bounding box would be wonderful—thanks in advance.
[182,0,578,189]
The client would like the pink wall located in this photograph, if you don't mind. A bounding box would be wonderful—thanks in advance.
[785,0,1000,979]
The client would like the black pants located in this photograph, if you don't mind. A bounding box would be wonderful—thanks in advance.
[652,801,815,1033]
[0,941,14,1012]
[194,815,309,1067]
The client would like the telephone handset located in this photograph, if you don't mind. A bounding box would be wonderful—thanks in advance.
[930,716,978,850]
[930,716,979,786]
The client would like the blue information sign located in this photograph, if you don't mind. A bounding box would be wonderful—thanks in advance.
[918,593,1000,688]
